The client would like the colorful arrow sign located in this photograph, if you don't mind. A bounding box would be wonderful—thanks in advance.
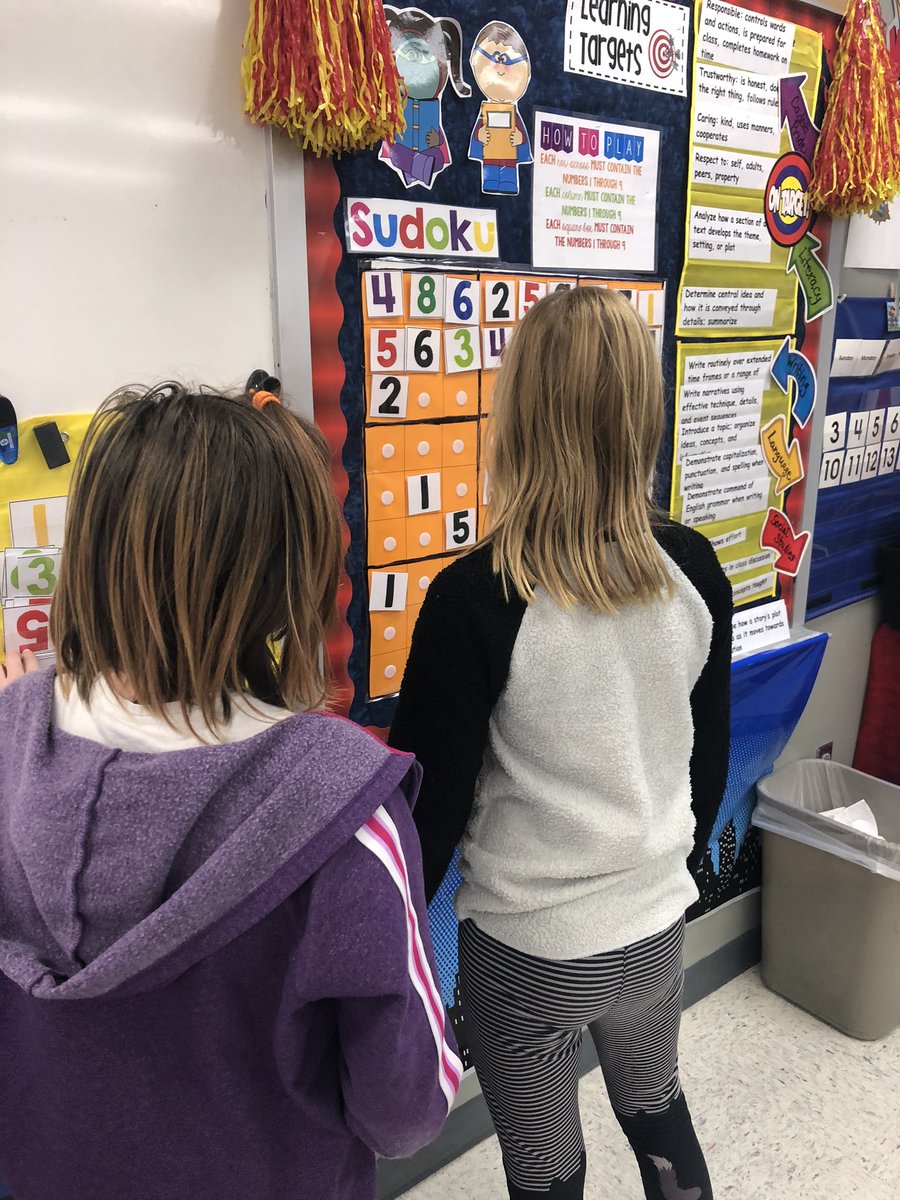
[787,232,833,322]
[761,415,804,495]
[779,74,819,163]
[770,336,817,427]
[761,508,811,577]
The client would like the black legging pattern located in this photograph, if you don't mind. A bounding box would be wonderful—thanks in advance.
[458,917,713,1200]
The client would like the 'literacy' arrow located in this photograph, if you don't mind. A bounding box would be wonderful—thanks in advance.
[787,232,833,323]
[770,336,817,427]
[760,508,811,577]
[780,75,819,163]
[761,415,804,495]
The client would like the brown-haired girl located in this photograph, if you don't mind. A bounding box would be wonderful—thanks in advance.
[391,287,731,1200]
[0,384,459,1200]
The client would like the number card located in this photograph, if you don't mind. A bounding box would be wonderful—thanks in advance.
[445,277,480,325]
[369,328,406,373]
[444,327,482,374]
[2,598,53,658]
[887,407,900,441]
[365,271,404,320]
[484,278,515,323]
[406,472,442,515]
[369,571,409,612]
[879,440,898,476]
[405,327,442,374]
[819,451,844,489]
[482,326,512,370]
[445,509,477,550]
[841,447,865,485]
[846,411,869,449]
[9,497,68,548]
[409,272,445,320]
[862,444,881,480]
[517,278,547,319]
[547,279,574,295]
[823,412,847,452]
[2,547,61,601]
[866,409,885,446]
[369,374,409,420]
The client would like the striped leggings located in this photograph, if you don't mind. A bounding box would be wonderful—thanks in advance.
[458,918,713,1200]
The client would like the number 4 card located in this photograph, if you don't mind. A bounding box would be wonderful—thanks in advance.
[365,271,404,321]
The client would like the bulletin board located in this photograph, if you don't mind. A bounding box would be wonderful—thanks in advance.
[807,297,900,619]
[299,0,839,1043]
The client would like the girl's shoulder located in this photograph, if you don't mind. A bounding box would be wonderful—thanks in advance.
[652,519,732,620]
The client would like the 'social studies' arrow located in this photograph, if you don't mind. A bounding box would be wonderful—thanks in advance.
[761,415,804,495]
[780,75,819,163]
[787,233,833,322]
[770,336,817,427]
[761,507,811,576]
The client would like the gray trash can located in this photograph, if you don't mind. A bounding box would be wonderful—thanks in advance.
[753,759,900,1040]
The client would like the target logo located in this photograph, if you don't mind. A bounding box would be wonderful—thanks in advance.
[649,29,676,78]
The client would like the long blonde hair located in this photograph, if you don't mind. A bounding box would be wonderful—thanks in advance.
[52,384,341,728]
[486,285,672,611]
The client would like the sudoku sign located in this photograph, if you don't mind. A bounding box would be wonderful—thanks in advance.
[346,199,500,259]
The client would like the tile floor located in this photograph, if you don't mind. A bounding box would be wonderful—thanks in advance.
[407,968,900,1199]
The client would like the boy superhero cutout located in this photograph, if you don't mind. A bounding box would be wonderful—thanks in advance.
[468,21,532,196]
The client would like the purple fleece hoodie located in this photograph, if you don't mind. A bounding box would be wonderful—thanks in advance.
[0,672,461,1200]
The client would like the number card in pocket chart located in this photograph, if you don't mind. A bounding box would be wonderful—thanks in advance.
[361,264,665,700]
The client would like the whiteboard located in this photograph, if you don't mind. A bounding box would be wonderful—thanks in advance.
[0,0,276,419]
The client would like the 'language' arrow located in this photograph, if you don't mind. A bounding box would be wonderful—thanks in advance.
[761,508,811,577]
[770,336,817,427]
[779,75,819,163]
[787,232,833,323]
[761,415,804,495]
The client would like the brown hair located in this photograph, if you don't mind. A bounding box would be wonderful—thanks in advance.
[472,21,528,58]
[52,384,341,730]
[486,286,672,612]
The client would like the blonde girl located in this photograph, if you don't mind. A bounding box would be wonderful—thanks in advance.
[391,288,731,1200]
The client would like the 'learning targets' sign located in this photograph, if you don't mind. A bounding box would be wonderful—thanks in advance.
[345,199,500,259]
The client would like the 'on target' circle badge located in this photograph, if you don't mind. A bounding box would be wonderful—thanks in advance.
[649,30,675,78]
[765,153,812,247]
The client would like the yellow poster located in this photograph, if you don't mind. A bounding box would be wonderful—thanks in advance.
[670,338,794,606]
[676,0,828,339]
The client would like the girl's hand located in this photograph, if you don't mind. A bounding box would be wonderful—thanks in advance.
[0,650,41,691]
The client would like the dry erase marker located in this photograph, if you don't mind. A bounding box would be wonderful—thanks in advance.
[0,395,18,465]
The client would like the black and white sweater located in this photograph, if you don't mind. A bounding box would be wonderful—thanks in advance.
[389,521,733,959]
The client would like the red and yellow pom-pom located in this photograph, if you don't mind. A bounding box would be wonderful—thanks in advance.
[810,0,900,215]
[242,0,405,156]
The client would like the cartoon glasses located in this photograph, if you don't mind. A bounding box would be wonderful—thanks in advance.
[475,46,527,66]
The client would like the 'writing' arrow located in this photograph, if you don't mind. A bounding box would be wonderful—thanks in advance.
[779,75,819,163]
[760,508,811,577]
[787,232,833,323]
[770,336,817,427]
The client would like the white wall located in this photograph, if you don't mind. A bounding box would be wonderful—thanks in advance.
[0,0,274,419]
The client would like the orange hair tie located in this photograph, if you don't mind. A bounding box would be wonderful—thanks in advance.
[252,390,280,410]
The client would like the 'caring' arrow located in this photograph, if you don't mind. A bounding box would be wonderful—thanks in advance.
[770,336,817,427]
[761,415,804,495]
[761,508,811,577]
[779,75,819,163]
[787,232,833,323]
